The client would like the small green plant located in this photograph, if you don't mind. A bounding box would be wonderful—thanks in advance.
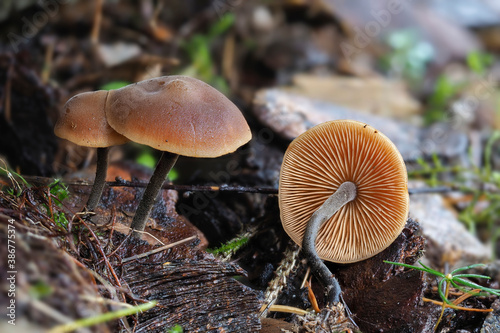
[385,261,498,330]
[466,51,494,76]
[100,81,130,91]
[29,280,53,299]
[409,154,465,187]
[48,301,157,333]
[0,160,30,197]
[385,261,500,303]
[207,235,250,259]
[179,13,235,94]
[137,152,157,169]
[425,75,462,125]
[379,29,434,87]
[166,324,183,333]
[408,131,500,242]
[424,51,494,125]
[136,152,178,181]
[43,179,70,228]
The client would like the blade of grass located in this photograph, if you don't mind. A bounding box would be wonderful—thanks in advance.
[451,263,487,275]
[47,301,157,333]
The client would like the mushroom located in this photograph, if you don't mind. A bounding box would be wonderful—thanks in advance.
[279,120,409,305]
[54,90,129,213]
[105,75,252,237]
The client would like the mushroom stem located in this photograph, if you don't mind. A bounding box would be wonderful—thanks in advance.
[85,147,110,212]
[302,181,357,306]
[130,151,179,238]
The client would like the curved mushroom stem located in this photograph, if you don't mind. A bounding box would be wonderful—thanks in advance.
[130,151,179,238]
[302,181,357,306]
[85,147,110,213]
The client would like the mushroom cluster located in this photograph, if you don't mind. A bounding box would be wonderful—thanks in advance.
[55,76,252,237]
[54,90,129,213]
[279,119,409,305]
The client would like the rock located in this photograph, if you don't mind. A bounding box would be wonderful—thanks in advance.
[409,181,491,268]
[481,298,500,333]
[97,42,142,67]
[286,74,421,119]
[253,88,468,161]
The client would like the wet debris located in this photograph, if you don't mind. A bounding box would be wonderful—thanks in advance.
[64,160,208,248]
[291,304,355,333]
[0,215,107,332]
[124,258,262,332]
[0,159,263,331]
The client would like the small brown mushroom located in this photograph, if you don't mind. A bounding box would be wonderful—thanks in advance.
[105,76,252,237]
[54,90,129,212]
[279,120,409,304]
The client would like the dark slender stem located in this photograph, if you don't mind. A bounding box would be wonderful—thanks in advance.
[130,151,179,238]
[303,181,357,306]
[85,147,110,212]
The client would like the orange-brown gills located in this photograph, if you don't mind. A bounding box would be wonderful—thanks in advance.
[279,120,409,263]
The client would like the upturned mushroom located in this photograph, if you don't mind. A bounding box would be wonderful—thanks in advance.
[279,120,409,305]
[105,75,252,237]
[54,90,129,213]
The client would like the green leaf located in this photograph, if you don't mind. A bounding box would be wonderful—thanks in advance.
[208,13,235,39]
[29,281,53,299]
[166,324,183,333]
[454,277,500,296]
[49,179,69,206]
[100,81,130,91]
[167,168,179,182]
[208,236,249,256]
[467,51,493,75]
[451,263,487,275]
[453,274,491,280]
[136,153,157,169]
[48,301,157,333]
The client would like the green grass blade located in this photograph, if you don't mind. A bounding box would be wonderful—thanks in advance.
[451,263,487,275]
[383,260,445,277]
[47,301,157,333]
[453,273,491,280]
[453,278,500,296]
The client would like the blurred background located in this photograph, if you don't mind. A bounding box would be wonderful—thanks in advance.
[2,1,500,331]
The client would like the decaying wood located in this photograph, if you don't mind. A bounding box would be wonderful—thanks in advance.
[123,259,262,332]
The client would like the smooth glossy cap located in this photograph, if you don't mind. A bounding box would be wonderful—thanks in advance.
[105,76,252,157]
[54,90,129,147]
[279,120,409,263]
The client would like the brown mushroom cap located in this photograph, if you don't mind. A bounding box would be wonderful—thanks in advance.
[279,120,409,263]
[54,90,129,147]
[105,76,252,158]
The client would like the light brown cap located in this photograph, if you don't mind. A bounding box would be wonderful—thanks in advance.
[105,76,252,157]
[54,90,129,147]
[279,120,409,263]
